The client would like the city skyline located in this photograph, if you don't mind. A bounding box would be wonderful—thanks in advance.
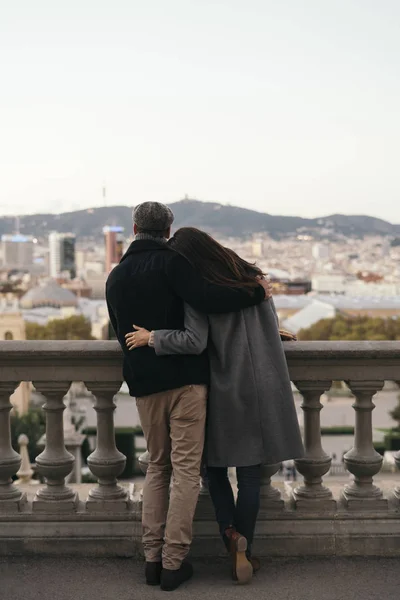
[2,1,400,221]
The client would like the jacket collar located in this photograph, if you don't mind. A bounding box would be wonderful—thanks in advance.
[120,238,171,262]
[134,232,168,244]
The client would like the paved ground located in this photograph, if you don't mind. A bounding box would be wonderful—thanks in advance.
[1,557,399,600]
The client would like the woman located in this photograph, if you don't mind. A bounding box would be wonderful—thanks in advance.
[125,227,303,584]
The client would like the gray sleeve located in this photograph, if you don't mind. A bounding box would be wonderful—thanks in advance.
[153,303,209,356]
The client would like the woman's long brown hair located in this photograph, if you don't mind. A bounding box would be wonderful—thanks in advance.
[168,227,264,291]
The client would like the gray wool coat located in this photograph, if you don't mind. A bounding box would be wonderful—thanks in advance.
[153,298,304,468]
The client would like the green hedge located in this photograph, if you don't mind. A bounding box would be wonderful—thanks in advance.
[320,427,354,436]
[83,426,143,435]
[115,431,136,478]
[11,408,46,464]
[384,432,400,451]
[374,442,386,456]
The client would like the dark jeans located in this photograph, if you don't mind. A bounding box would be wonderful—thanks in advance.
[206,464,261,556]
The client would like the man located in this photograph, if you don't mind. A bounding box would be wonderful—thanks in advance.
[106,202,269,591]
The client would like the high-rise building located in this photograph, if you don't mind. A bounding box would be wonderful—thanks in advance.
[251,238,264,258]
[312,243,330,261]
[1,234,34,268]
[49,232,76,279]
[103,226,124,273]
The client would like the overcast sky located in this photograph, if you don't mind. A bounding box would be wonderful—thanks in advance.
[1,0,400,221]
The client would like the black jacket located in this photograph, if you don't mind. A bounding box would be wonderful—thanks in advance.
[106,239,265,397]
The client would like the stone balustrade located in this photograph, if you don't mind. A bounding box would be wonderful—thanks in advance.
[0,340,400,557]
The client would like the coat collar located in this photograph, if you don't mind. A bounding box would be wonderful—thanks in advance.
[120,239,171,263]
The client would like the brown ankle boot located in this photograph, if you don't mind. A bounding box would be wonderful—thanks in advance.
[224,528,253,585]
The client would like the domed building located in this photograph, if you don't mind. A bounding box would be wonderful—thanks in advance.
[20,280,79,310]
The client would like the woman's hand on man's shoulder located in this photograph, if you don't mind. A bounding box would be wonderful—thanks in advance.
[257,276,273,299]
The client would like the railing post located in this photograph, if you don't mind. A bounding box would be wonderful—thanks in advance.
[16,434,34,485]
[0,382,27,512]
[195,465,215,520]
[85,382,130,511]
[292,381,336,510]
[393,382,400,504]
[200,470,208,495]
[394,452,400,503]
[342,380,387,510]
[33,381,78,512]
[259,463,284,515]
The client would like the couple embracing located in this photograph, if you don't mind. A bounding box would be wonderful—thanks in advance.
[106,201,303,591]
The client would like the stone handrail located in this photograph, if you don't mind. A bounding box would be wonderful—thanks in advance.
[0,340,123,381]
[0,340,400,557]
[0,339,399,381]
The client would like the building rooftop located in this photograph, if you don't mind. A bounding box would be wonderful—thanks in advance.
[274,294,400,311]
[273,295,312,309]
[268,268,292,280]
[1,234,34,243]
[282,300,338,334]
[20,281,79,309]
[317,294,400,310]
[103,226,124,233]
[78,298,107,321]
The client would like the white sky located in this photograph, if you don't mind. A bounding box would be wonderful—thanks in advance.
[1,0,400,221]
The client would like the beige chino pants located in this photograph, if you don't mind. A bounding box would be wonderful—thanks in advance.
[136,384,207,570]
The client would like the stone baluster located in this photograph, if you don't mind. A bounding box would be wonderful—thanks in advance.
[258,463,284,516]
[16,434,34,485]
[393,383,400,503]
[199,477,208,494]
[195,463,214,520]
[137,450,149,503]
[292,381,336,510]
[33,381,78,512]
[0,382,26,512]
[394,452,400,503]
[195,464,215,521]
[342,380,387,510]
[200,462,209,495]
[85,382,130,510]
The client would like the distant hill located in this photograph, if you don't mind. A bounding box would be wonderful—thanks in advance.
[0,200,399,240]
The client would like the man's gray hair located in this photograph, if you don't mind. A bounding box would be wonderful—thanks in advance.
[133,202,174,232]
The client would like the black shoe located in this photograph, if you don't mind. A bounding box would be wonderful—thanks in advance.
[160,561,194,591]
[145,561,162,586]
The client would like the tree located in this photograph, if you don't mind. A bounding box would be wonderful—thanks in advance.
[26,315,94,340]
[299,315,400,341]
[10,408,46,464]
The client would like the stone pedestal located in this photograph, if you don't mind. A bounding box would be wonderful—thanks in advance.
[85,382,130,511]
[0,382,27,512]
[195,477,215,520]
[292,381,336,512]
[342,381,388,511]
[259,463,285,516]
[65,435,86,484]
[33,382,78,513]
[63,400,86,484]
[394,451,400,504]
[15,434,33,484]
[38,400,87,485]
